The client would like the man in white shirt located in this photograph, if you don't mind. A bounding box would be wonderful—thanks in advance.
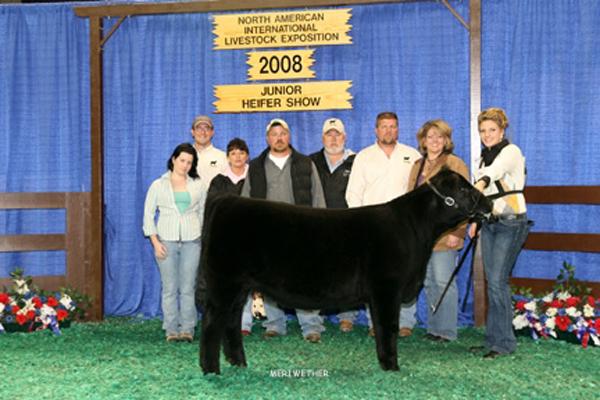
[345,111,422,337]
[190,115,227,185]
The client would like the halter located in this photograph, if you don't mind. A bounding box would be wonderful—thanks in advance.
[426,180,456,207]
[425,179,482,218]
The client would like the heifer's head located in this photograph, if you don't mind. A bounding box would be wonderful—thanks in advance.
[426,168,492,225]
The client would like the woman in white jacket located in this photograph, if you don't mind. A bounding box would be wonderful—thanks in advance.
[469,108,531,358]
[143,143,207,342]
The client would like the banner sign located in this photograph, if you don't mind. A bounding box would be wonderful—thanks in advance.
[212,8,353,113]
[247,50,315,81]
[214,81,352,113]
[213,9,352,50]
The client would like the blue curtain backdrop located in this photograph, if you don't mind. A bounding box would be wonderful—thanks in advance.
[0,4,90,277]
[481,0,600,282]
[100,1,471,321]
[1,1,599,324]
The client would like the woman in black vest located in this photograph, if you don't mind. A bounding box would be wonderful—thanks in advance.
[206,138,260,336]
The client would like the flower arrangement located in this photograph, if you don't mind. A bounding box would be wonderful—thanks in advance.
[512,262,600,348]
[0,268,89,335]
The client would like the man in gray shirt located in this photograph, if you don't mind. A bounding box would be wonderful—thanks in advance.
[241,118,326,343]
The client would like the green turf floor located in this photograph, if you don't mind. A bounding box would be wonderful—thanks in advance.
[1,318,597,399]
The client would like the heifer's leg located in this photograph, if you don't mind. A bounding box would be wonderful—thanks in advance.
[222,291,249,368]
[200,302,226,375]
[369,287,401,371]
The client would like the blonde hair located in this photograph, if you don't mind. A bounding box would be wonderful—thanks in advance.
[416,119,454,154]
[478,107,509,130]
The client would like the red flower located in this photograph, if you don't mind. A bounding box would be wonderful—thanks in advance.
[46,296,59,307]
[16,313,28,325]
[0,293,9,304]
[26,310,36,320]
[550,299,563,308]
[587,296,596,307]
[555,315,571,331]
[516,300,527,311]
[32,297,42,308]
[594,319,600,332]
[56,309,69,321]
[11,305,21,314]
[566,296,580,308]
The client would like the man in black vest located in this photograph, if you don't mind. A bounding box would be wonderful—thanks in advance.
[309,118,358,333]
[241,118,326,343]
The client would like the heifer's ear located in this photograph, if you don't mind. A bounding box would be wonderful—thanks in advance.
[439,165,451,173]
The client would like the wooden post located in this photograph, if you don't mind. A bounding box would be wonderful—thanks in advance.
[88,16,105,320]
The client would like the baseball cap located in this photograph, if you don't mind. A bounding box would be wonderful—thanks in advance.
[265,118,290,134]
[322,118,345,134]
[192,115,214,129]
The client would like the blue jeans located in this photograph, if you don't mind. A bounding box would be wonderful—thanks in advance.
[262,297,325,338]
[481,216,530,354]
[424,250,458,340]
[156,239,201,336]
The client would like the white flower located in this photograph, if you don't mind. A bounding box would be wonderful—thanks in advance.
[59,294,75,311]
[557,291,571,301]
[546,307,557,317]
[14,279,30,295]
[545,317,556,330]
[513,314,530,330]
[40,304,56,317]
[22,298,36,313]
[583,304,595,318]
[566,307,581,318]
[0,303,4,313]
[524,301,537,312]
[542,293,554,303]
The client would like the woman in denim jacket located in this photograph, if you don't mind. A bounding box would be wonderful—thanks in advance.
[469,108,531,358]
[143,143,207,342]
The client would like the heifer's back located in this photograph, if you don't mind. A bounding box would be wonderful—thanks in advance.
[199,193,398,310]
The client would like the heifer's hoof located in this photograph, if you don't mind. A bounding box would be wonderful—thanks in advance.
[200,359,221,375]
[201,363,221,375]
[379,358,399,371]
[380,364,400,372]
[226,357,248,367]
[202,369,221,375]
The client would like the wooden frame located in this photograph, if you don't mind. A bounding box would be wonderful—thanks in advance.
[71,0,482,320]
[515,186,600,294]
[0,192,102,319]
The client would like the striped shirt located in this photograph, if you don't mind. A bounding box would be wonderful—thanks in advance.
[143,171,207,241]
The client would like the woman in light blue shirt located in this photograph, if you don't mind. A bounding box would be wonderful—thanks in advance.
[143,143,207,342]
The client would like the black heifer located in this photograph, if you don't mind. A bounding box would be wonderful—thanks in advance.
[197,169,491,374]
